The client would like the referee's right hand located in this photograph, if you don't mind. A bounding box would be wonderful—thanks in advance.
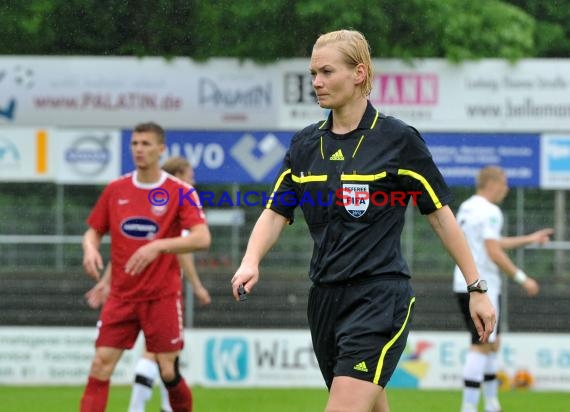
[231,262,259,302]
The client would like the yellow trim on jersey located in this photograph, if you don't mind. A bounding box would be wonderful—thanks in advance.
[397,169,442,209]
[320,136,325,159]
[340,171,387,182]
[318,119,328,130]
[352,135,365,158]
[370,110,380,129]
[292,174,328,183]
[373,296,416,385]
[266,168,292,209]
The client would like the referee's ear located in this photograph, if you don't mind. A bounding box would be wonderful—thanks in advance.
[354,63,366,86]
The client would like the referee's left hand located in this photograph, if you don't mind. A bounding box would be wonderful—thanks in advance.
[469,293,496,343]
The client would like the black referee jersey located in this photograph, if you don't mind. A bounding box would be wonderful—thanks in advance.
[267,101,452,284]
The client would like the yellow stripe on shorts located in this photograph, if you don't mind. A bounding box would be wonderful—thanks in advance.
[373,296,416,385]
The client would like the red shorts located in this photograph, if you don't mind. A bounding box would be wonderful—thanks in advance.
[95,293,184,353]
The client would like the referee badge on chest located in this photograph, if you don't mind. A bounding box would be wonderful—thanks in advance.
[341,183,369,218]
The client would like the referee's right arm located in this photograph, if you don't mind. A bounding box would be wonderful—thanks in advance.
[231,209,288,301]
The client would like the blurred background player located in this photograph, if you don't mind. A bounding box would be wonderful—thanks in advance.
[85,155,211,412]
[453,166,553,412]
[80,123,210,412]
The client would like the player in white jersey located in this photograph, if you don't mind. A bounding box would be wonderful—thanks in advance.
[453,166,552,412]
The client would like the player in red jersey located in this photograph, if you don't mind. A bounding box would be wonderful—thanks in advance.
[84,156,212,412]
[80,122,210,412]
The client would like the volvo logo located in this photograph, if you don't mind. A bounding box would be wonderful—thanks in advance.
[65,135,111,176]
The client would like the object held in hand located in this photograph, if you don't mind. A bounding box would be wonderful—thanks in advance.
[238,284,248,301]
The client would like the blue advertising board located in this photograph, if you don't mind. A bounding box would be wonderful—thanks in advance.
[540,134,570,189]
[121,130,540,187]
[424,133,540,187]
[121,130,293,184]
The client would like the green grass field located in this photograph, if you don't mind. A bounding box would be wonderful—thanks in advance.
[1,386,568,411]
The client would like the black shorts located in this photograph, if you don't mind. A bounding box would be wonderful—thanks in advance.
[307,275,415,389]
[456,292,501,345]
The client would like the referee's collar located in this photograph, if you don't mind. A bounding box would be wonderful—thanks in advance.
[318,101,379,131]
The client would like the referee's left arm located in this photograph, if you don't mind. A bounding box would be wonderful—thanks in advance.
[427,206,496,343]
[427,206,479,286]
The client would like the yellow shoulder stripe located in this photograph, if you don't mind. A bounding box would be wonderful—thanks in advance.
[266,168,291,209]
[397,169,442,209]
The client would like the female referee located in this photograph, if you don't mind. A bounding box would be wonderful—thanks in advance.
[231,29,495,412]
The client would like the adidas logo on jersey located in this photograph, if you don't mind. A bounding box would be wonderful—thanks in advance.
[329,149,345,161]
[353,361,368,372]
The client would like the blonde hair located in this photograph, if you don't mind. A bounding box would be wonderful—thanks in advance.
[162,156,191,177]
[476,166,505,190]
[314,29,373,97]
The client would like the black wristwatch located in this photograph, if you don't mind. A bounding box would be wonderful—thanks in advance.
[467,279,488,293]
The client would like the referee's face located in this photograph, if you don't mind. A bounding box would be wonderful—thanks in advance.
[310,45,361,109]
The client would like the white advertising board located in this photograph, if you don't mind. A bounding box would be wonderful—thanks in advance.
[0,128,52,181]
[188,329,320,388]
[52,129,122,184]
[405,332,570,391]
[0,57,279,129]
[0,328,146,384]
[0,328,569,391]
[2,57,570,132]
[278,58,570,132]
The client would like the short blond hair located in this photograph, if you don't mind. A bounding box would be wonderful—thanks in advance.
[314,29,373,97]
[476,166,505,190]
[162,156,191,176]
